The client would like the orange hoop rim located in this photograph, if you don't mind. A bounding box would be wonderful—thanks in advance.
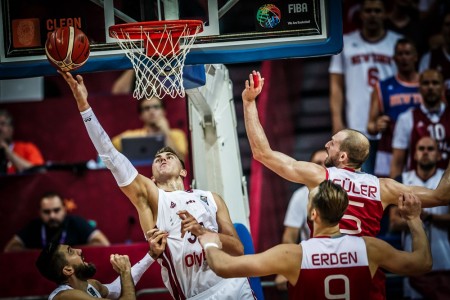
[109,20,203,40]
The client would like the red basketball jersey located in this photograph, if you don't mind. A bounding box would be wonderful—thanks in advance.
[325,167,385,300]
[288,235,372,300]
[325,167,383,237]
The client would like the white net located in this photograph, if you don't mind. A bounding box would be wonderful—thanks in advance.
[110,23,202,100]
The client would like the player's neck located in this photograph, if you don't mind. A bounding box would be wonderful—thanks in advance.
[67,277,88,291]
[398,71,419,83]
[312,223,341,238]
[157,178,185,192]
[144,124,160,134]
[361,28,386,43]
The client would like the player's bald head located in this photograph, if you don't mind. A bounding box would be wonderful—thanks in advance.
[339,129,370,168]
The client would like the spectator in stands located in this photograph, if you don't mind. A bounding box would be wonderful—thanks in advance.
[35,236,164,300]
[0,109,44,174]
[367,38,422,177]
[329,0,403,174]
[390,136,450,299]
[419,12,450,102]
[391,69,449,178]
[111,97,188,160]
[3,192,110,252]
[385,0,427,56]
[274,148,327,291]
[199,180,432,299]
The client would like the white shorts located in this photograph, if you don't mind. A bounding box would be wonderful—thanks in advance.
[188,277,256,300]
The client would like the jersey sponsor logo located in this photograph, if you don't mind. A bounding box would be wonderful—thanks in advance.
[332,178,377,198]
[200,195,209,205]
[184,249,206,268]
[83,116,91,122]
[170,201,176,208]
[186,200,196,205]
[311,252,358,266]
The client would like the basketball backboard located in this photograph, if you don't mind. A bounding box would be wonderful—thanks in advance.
[0,0,342,79]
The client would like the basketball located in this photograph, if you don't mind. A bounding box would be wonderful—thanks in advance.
[45,26,90,72]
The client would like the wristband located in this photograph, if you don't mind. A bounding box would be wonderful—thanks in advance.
[203,242,220,250]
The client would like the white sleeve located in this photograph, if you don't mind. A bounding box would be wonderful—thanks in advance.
[418,52,430,73]
[284,186,309,228]
[392,110,413,150]
[328,52,344,74]
[104,253,155,299]
[80,108,138,187]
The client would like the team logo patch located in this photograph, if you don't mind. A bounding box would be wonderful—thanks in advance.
[200,195,209,205]
[170,201,176,208]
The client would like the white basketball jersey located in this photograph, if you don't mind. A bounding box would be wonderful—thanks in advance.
[48,283,101,300]
[329,30,402,136]
[155,189,224,298]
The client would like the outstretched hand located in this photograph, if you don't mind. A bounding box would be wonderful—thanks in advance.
[57,70,90,111]
[242,70,264,103]
[398,193,422,221]
[177,210,205,238]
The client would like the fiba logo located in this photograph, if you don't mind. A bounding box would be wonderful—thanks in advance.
[256,4,281,29]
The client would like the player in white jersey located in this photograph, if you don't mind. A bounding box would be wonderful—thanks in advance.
[198,180,432,300]
[59,71,255,299]
[329,0,402,137]
[243,71,450,299]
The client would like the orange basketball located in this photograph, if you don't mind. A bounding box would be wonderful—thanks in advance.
[45,26,90,72]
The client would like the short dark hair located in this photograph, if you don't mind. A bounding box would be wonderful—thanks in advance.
[137,97,165,113]
[35,243,68,284]
[155,146,185,169]
[394,37,417,54]
[311,180,349,225]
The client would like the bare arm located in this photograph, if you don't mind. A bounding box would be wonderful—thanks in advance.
[242,71,326,188]
[3,235,25,252]
[390,148,407,179]
[199,232,302,285]
[281,227,300,244]
[88,230,111,246]
[365,194,431,276]
[329,73,345,134]
[381,177,449,208]
[367,88,390,135]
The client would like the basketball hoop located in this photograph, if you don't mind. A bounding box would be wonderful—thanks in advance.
[109,20,203,100]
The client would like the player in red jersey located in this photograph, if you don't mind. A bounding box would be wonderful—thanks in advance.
[242,71,450,299]
[198,180,431,300]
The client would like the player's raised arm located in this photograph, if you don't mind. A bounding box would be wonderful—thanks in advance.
[199,232,302,285]
[380,176,450,208]
[364,193,432,276]
[242,71,325,188]
[58,71,159,234]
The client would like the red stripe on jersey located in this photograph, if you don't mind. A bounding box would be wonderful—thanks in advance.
[161,246,186,300]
